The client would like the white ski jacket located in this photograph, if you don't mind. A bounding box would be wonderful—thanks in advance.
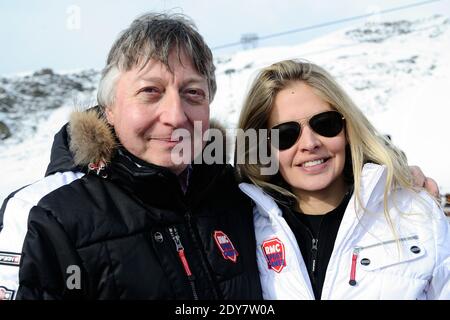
[239,163,450,300]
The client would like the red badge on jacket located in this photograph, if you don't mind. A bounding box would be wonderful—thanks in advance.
[262,237,286,273]
[213,230,238,263]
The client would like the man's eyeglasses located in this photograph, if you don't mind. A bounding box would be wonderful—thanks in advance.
[268,110,345,150]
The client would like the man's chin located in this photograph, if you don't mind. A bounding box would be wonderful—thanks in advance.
[146,157,190,175]
[140,151,194,174]
[166,163,189,175]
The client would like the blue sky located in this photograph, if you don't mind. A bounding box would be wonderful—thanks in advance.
[1,0,448,75]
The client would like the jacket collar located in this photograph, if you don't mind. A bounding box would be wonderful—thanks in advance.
[45,123,79,176]
[239,183,283,219]
[239,163,388,218]
[357,163,388,210]
[45,106,109,176]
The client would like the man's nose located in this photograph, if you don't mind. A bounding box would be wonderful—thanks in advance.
[297,125,321,152]
[160,89,188,127]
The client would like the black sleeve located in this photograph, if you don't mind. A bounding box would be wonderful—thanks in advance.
[16,206,88,300]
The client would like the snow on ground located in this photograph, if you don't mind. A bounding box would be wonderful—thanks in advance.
[0,105,74,201]
[369,66,450,194]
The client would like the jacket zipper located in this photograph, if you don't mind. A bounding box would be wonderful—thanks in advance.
[311,238,319,276]
[308,215,325,288]
[184,210,221,299]
[348,235,419,286]
[168,226,199,300]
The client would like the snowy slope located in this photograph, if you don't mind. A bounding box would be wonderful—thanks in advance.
[210,14,450,194]
[0,14,449,203]
[370,64,450,194]
[0,105,75,200]
[0,69,99,201]
[211,14,449,122]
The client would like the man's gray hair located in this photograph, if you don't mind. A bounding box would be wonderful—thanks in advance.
[97,12,216,108]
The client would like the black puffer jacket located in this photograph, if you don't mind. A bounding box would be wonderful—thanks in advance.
[0,110,262,300]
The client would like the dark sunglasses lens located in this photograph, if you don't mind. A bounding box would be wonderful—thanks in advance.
[272,122,301,150]
[310,111,344,137]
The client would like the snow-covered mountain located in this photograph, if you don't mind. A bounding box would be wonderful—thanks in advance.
[0,68,99,142]
[211,14,449,124]
[1,14,449,203]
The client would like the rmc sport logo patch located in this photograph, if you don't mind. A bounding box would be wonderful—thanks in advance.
[213,230,239,263]
[261,237,286,273]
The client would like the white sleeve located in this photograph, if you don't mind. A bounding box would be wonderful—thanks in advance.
[0,172,84,300]
[426,200,450,300]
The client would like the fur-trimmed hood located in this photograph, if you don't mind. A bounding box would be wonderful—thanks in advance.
[68,109,116,167]
[45,107,229,176]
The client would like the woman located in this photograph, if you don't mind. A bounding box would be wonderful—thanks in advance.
[236,59,449,299]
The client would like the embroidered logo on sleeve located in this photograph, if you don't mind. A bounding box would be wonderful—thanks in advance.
[0,286,15,300]
[0,252,21,267]
[213,231,239,263]
[262,238,286,273]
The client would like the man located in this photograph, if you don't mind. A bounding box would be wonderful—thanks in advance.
[0,13,262,300]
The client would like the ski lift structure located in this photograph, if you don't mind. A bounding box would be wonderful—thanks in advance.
[240,33,259,50]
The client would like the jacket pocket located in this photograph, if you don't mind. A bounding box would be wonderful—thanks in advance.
[347,235,430,299]
[355,235,425,271]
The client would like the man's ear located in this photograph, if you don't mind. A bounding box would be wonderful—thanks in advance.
[105,106,114,126]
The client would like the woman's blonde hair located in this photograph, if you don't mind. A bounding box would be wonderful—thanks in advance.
[237,59,414,226]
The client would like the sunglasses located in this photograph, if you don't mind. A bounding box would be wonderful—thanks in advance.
[269,110,345,150]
